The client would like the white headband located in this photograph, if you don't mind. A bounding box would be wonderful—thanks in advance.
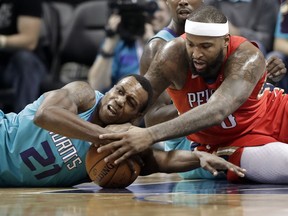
[185,20,229,37]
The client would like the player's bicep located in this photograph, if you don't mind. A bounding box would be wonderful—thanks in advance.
[62,81,96,112]
[40,81,95,114]
[40,90,78,114]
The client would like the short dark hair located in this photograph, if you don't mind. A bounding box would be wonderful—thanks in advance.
[119,74,153,112]
[188,5,227,24]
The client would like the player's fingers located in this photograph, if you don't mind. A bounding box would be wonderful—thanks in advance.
[281,68,287,75]
[126,159,136,174]
[99,133,123,140]
[103,145,130,164]
[127,157,142,179]
[268,71,280,78]
[114,151,133,165]
[266,56,274,65]
[132,155,145,167]
[228,167,246,177]
[227,164,246,177]
[94,143,100,148]
[202,163,218,176]
[97,140,123,153]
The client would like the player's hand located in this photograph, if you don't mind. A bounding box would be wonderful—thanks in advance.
[266,56,286,83]
[98,126,154,164]
[194,151,246,177]
[105,123,132,133]
[126,155,144,179]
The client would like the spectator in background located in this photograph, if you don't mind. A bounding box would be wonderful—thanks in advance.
[205,0,279,56]
[0,0,47,113]
[266,0,288,92]
[88,0,170,92]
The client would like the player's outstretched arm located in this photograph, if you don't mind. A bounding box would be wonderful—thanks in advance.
[139,149,246,178]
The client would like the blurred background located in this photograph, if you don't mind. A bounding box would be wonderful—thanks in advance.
[0,0,284,113]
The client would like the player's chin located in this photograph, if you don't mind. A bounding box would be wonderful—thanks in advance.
[178,13,190,21]
[104,115,130,125]
[102,115,119,125]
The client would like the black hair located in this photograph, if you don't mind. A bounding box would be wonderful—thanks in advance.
[119,74,153,112]
[187,5,227,24]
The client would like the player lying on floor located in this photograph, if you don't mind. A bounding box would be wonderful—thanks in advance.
[0,74,245,187]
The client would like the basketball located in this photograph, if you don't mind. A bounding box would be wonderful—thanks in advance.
[85,145,142,188]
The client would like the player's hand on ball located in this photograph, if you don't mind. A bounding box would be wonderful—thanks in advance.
[86,145,141,188]
[98,126,154,165]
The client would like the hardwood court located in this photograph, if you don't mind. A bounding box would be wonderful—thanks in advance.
[1,173,288,216]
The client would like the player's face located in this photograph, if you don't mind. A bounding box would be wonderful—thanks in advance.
[99,77,148,124]
[166,0,203,24]
[185,34,229,79]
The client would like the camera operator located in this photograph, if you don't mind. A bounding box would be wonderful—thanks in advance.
[88,0,170,92]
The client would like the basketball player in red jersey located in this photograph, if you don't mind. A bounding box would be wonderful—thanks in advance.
[98,5,288,184]
[141,0,287,180]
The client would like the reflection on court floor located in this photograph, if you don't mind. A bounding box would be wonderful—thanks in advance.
[48,179,288,194]
[3,174,288,216]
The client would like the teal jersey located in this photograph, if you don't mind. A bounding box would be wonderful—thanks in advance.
[0,91,104,187]
[149,28,177,43]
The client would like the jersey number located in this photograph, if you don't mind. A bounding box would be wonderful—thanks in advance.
[20,141,61,180]
[221,114,237,129]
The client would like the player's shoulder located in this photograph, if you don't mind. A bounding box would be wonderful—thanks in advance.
[146,37,167,53]
[233,40,264,60]
[63,81,95,95]
[162,37,186,54]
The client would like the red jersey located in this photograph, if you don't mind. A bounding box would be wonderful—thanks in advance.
[166,35,288,152]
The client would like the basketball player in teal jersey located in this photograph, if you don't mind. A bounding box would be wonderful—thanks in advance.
[0,74,245,187]
[0,74,152,187]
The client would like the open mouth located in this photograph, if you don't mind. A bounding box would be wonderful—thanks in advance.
[178,9,190,17]
[193,60,206,71]
[107,104,117,115]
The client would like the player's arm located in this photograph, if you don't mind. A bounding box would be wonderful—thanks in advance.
[140,38,179,126]
[98,40,266,164]
[34,81,108,143]
[144,92,178,126]
[139,149,245,178]
[140,38,165,76]
[97,39,182,159]
[146,41,266,142]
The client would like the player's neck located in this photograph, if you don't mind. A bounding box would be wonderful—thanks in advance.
[167,21,185,36]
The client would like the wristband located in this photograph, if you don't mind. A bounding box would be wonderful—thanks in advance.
[99,49,115,58]
[105,28,117,38]
[0,35,7,48]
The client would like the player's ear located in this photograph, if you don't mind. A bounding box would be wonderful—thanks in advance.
[224,34,230,47]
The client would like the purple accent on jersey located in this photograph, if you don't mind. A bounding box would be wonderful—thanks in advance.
[163,27,178,37]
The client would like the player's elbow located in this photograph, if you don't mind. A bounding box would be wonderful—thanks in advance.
[33,107,49,128]
[212,108,229,125]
